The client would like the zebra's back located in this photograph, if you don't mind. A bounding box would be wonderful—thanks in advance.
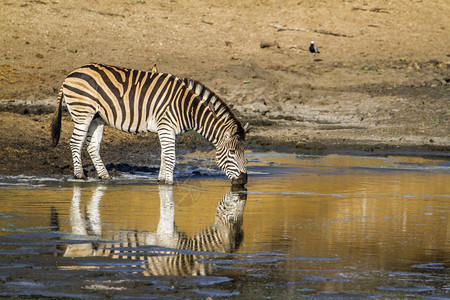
[62,63,185,133]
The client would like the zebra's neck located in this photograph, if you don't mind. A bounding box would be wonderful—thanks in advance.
[194,117,236,147]
[183,79,243,147]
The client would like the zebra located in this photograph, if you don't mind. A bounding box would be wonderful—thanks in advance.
[51,63,248,185]
[63,184,247,276]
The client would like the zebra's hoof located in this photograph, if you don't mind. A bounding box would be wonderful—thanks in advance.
[158,179,174,185]
[74,172,87,180]
[99,175,111,181]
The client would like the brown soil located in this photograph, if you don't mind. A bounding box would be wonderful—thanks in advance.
[0,0,449,177]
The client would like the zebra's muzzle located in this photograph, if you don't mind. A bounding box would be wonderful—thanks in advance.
[232,172,247,186]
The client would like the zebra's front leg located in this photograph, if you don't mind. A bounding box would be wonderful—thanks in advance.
[157,150,167,183]
[157,129,176,184]
[86,118,110,180]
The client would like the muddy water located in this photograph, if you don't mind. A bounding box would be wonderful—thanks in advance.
[0,153,449,298]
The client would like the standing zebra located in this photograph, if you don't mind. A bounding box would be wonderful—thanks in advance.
[51,64,248,185]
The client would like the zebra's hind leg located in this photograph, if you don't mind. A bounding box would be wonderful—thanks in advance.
[86,117,110,180]
[157,129,176,184]
[70,121,91,179]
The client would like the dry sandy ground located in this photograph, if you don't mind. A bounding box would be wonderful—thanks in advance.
[0,0,449,176]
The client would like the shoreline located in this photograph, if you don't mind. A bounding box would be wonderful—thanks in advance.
[0,106,448,179]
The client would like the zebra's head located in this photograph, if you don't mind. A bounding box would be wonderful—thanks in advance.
[216,126,247,185]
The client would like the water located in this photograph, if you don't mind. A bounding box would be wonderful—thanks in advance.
[0,153,449,298]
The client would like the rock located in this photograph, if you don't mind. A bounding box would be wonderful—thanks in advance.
[260,40,280,49]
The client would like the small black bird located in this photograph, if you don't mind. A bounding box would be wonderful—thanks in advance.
[309,41,320,55]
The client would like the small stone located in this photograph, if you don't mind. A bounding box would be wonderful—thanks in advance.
[260,40,280,49]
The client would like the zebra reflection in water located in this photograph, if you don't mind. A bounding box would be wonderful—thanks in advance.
[64,185,247,276]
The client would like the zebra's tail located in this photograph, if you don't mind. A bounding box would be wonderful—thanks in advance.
[51,87,63,147]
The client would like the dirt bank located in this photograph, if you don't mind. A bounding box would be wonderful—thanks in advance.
[0,0,448,177]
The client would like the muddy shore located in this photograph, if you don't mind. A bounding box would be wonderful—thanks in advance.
[0,91,448,179]
[0,0,448,178]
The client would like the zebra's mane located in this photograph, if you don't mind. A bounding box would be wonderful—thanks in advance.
[182,78,245,141]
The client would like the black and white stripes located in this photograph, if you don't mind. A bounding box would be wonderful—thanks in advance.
[51,63,247,184]
[64,185,247,276]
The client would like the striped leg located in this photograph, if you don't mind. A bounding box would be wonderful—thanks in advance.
[158,129,176,184]
[86,185,105,236]
[156,185,178,247]
[158,150,167,182]
[86,118,110,180]
[70,121,91,179]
